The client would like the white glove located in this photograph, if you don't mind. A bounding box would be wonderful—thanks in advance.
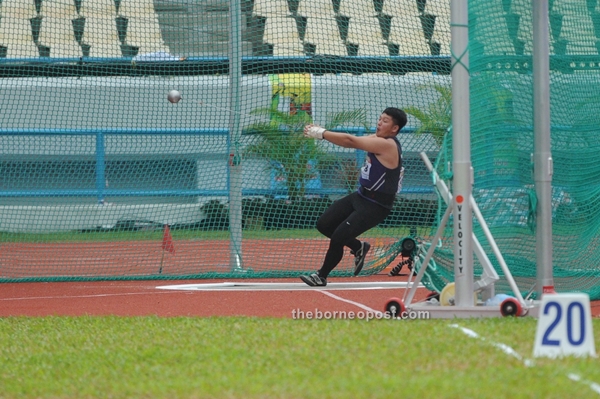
[304,125,325,140]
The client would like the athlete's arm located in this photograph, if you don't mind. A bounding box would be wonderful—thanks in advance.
[328,131,394,153]
[304,125,398,168]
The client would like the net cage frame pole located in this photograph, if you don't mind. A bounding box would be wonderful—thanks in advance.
[450,0,475,307]
[228,0,243,272]
[532,0,555,296]
[438,0,552,309]
[416,153,526,305]
[415,0,529,314]
[401,153,529,315]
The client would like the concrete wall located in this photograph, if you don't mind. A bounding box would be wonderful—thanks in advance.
[0,73,447,232]
[0,74,449,129]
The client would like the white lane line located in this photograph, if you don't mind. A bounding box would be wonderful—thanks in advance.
[317,290,381,314]
[0,291,186,301]
[156,281,422,291]
[1,281,415,301]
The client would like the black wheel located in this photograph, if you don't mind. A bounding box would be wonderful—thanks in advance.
[384,297,405,318]
[401,238,416,254]
[500,297,523,317]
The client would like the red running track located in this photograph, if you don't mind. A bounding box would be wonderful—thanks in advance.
[1,275,599,318]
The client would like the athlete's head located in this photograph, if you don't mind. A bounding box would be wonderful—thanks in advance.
[376,107,408,138]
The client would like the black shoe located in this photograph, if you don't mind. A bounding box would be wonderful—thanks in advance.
[352,241,371,276]
[300,273,327,287]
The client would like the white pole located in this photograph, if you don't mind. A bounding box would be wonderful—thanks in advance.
[450,0,474,306]
[228,0,243,271]
[532,0,554,296]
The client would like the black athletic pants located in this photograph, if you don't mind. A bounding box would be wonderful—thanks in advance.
[316,192,391,278]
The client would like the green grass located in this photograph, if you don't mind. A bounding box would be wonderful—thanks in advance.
[1,317,599,398]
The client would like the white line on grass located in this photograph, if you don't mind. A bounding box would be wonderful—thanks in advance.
[568,374,600,395]
[450,324,600,396]
[449,323,534,367]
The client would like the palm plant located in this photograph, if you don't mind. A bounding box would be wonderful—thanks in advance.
[405,77,517,148]
[244,108,368,201]
[404,83,452,148]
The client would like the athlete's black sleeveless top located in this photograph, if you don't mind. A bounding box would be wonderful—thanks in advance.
[357,137,403,209]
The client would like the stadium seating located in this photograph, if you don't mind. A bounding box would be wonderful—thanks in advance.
[339,0,378,18]
[0,0,456,59]
[0,0,37,18]
[347,17,386,46]
[382,0,420,18]
[39,0,78,18]
[0,16,39,57]
[4,43,40,57]
[297,0,336,17]
[272,42,306,56]
[558,13,598,54]
[263,16,301,45]
[81,17,122,54]
[388,15,431,55]
[253,0,291,17]
[124,16,169,54]
[118,0,156,18]
[0,0,170,58]
[469,1,514,55]
[87,44,122,57]
[37,17,79,47]
[263,16,305,55]
[0,1,38,57]
[425,0,450,55]
[0,16,35,44]
[357,43,390,56]
[247,0,446,57]
[314,40,348,55]
[509,0,534,54]
[46,43,84,57]
[504,0,596,55]
[304,16,347,55]
[379,0,447,56]
[79,0,117,18]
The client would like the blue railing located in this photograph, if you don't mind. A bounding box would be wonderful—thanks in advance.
[0,127,433,202]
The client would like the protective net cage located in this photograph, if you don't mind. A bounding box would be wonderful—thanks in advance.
[0,0,597,298]
[424,0,600,300]
[0,0,450,281]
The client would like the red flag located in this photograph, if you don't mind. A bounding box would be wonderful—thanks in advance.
[162,224,175,254]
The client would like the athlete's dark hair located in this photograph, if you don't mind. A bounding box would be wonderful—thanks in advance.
[382,107,408,133]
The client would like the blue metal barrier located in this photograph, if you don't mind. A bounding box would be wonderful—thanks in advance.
[0,127,433,202]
